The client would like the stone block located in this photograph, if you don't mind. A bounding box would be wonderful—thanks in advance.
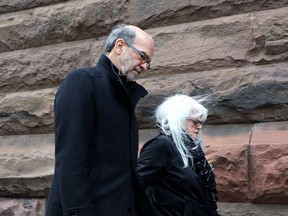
[136,63,288,128]
[0,134,54,197]
[0,39,100,93]
[218,202,288,216]
[249,122,288,204]
[0,89,56,135]
[204,124,252,202]
[0,1,287,53]
[0,0,69,14]
[0,198,46,216]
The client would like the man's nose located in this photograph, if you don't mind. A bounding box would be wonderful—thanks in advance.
[140,62,150,71]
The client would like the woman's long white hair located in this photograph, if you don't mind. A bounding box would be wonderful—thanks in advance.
[155,94,208,168]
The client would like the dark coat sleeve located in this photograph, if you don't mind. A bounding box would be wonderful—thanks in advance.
[137,136,170,188]
[54,70,96,212]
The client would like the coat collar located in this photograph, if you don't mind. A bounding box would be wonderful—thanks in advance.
[97,54,148,110]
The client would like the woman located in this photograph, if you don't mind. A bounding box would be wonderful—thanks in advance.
[137,94,221,216]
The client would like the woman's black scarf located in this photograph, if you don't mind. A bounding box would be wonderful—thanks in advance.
[186,135,221,216]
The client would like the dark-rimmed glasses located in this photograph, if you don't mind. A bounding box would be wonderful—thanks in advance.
[186,118,205,127]
[125,41,151,69]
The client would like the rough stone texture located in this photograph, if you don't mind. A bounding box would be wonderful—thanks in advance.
[1,63,287,135]
[0,88,56,135]
[0,0,128,52]
[0,0,69,14]
[206,122,288,205]
[0,0,288,215]
[137,63,288,128]
[1,7,287,134]
[0,0,288,52]
[204,124,251,203]
[2,6,287,90]
[0,39,100,93]
[146,7,288,75]
[0,198,46,216]
[1,10,288,133]
[249,122,288,204]
[217,203,288,216]
[0,134,54,197]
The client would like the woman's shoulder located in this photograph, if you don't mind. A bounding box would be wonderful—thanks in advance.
[140,133,175,155]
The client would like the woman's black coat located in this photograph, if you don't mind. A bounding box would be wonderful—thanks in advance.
[137,134,210,216]
[45,55,154,216]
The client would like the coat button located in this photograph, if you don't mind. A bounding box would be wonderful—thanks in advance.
[127,204,131,212]
[70,209,78,216]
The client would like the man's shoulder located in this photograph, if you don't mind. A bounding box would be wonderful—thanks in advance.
[68,66,105,78]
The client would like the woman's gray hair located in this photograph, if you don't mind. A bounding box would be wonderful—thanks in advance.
[155,94,208,168]
[105,24,136,53]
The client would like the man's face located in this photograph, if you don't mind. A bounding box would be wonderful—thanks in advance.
[119,38,153,81]
[120,48,143,81]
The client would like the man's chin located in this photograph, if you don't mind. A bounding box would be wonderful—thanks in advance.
[127,71,139,81]
[127,76,136,81]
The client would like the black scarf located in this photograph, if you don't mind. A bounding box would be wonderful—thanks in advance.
[186,136,221,216]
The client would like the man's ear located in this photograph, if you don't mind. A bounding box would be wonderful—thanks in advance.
[114,38,125,55]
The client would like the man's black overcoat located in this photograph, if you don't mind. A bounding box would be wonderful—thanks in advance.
[45,55,154,216]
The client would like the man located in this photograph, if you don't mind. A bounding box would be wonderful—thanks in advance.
[45,24,155,216]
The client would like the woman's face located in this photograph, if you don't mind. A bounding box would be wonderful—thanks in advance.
[185,117,204,141]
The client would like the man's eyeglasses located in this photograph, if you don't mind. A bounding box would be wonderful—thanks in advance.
[186,118,205,127]
[125,41,151,69]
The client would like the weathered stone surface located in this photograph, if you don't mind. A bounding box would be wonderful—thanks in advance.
[0,1,287,53]
[146,7,288,76]
[0,0,287,214]
[137,63,288,128]
[0,88,56,135]
[0,0,69,15]
[0,198,46,216]
[0,0,127,52]
[0,39,101,93]
[249,122,288,204]
[129,0,288,29]
[0,134,54,197]
[1,8,287,92]
[1,63,287,135]
[218,203,288,216]
[204,124,251,202]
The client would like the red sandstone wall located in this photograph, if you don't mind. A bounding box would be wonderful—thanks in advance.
[0,0,287,215]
